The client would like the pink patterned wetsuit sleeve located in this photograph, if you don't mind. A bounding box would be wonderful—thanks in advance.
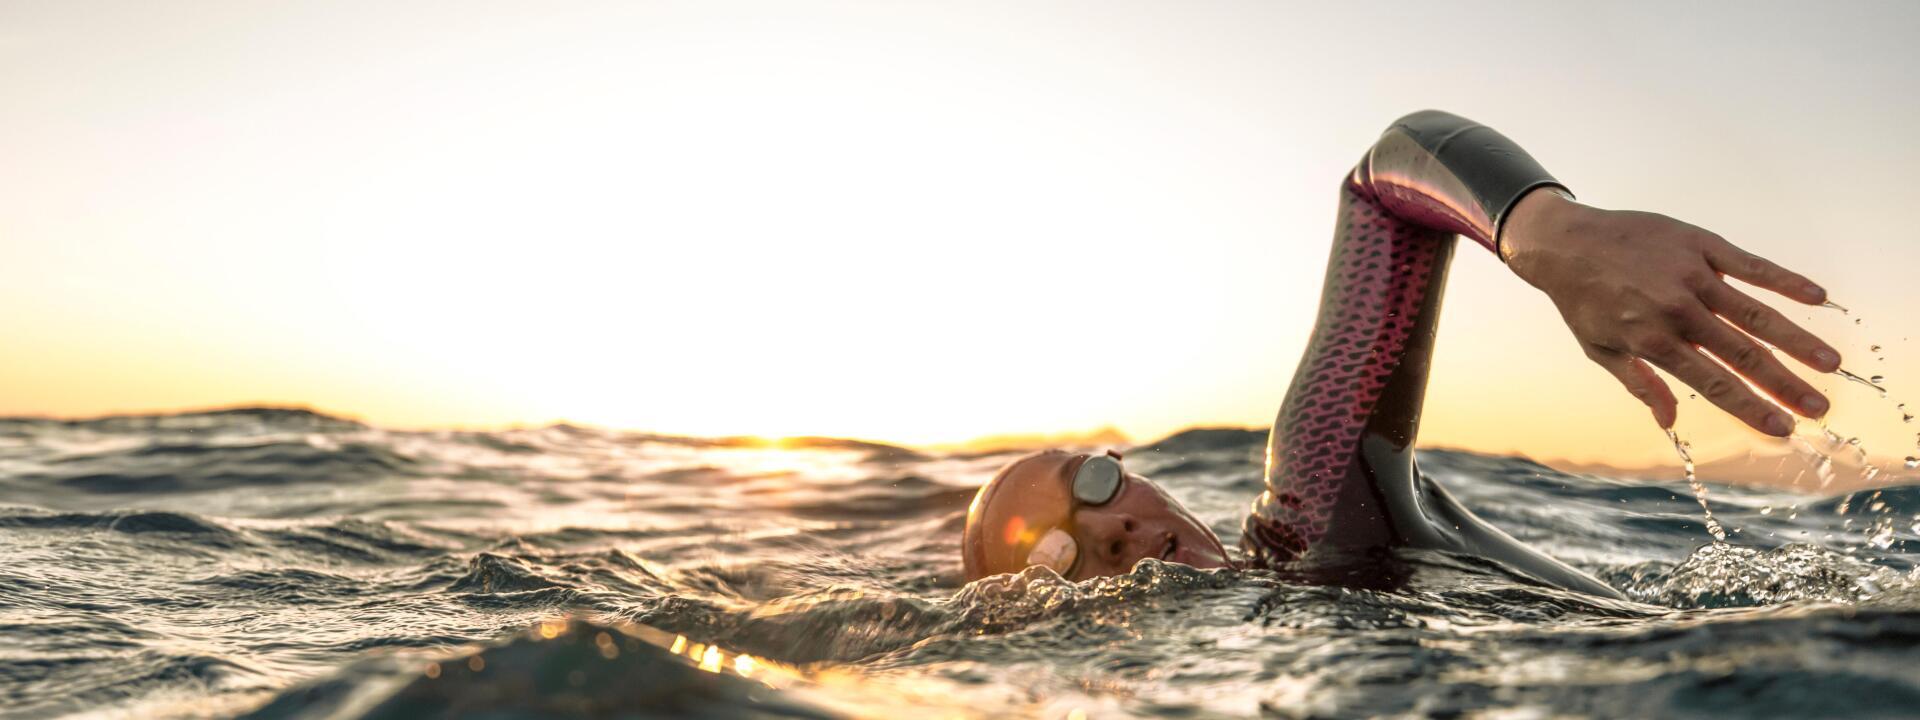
[1240,110,1620,598]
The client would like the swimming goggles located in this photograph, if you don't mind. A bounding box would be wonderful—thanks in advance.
[1026,452,1125,576]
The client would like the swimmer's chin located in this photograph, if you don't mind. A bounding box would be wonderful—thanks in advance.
[1168,542,1233,570]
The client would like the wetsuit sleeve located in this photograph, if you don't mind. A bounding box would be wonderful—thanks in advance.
[1241,110,1563,569]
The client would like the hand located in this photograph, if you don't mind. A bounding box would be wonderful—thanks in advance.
[1500,188,1840,437]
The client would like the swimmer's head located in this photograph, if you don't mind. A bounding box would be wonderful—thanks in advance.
[961,449,1232,581]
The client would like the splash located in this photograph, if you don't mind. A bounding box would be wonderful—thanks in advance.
[1667,429,1725,541]
[1613,542,1908,609]
[1788,427,1839,490]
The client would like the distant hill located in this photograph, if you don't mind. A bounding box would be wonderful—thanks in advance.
[1132,427,1267,455]
[924,426,1132,454]
[1541,450,1917,493]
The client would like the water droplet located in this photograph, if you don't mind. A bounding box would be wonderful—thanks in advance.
[1760,506,1774,515]
[1836,368,1889,397]
[1873,345,1884,352]
[1849,437,1862,446]
[1872,375,1887,384]
[1906,457,1918,469]
[1689,394,1698,400]
[1856,318,1864,325]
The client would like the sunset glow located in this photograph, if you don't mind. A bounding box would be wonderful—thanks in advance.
[3,1,1916,468]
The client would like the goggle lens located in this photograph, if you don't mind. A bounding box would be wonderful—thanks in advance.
[1072,455,1123,505]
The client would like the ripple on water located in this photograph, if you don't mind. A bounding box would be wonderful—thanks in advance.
[4,411,1920,718]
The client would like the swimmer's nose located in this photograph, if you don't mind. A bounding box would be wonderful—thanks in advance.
[1076,512,1155,564]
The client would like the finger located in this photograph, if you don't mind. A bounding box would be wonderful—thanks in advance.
[1702,282,1842,373]
[1704,242,1826,305]
[1685,312,1830,418]
[1587,346,1678,428]
[1641,341,1794,437]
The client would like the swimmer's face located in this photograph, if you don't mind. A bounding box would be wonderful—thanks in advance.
[962,450,1232,581]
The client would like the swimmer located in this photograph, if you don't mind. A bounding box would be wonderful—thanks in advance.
[961,110,1843,597]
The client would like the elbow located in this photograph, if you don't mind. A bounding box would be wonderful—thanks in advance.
[1350,109,1483,196]
[1386,109,1476,137]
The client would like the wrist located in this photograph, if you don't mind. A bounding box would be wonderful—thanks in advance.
[1499,185,1579,271]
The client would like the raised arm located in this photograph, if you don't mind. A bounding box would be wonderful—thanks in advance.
[1244,110,1838,588]
[1245,109,1544,569]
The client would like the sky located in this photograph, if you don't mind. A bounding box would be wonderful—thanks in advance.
[2,0,1917,467]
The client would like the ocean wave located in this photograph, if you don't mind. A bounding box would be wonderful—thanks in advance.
[5,407,1920,718]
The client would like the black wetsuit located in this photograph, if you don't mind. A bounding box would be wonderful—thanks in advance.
[1240,110,1624,599]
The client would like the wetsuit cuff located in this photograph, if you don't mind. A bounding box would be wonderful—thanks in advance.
[1493,183,1576,264]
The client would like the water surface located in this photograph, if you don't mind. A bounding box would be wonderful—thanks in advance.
[3,409,1918,718]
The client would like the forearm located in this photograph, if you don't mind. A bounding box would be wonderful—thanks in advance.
[1246,178,1453,566]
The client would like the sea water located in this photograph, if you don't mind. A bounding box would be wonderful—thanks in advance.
[5,409,1920,718]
